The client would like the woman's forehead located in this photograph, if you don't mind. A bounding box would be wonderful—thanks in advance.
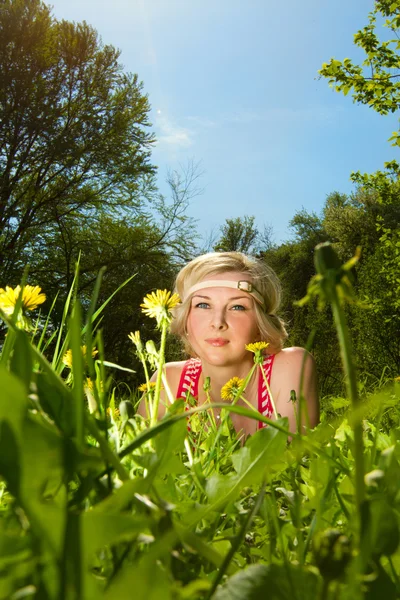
[191,288,254,302]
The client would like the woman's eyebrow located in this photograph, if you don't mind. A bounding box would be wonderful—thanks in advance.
[191,294,251,301]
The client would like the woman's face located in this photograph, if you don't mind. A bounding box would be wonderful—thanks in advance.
[186,272,260,369]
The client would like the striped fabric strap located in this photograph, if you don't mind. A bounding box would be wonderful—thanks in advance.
[177,358,202,401]
[257,354,275,429]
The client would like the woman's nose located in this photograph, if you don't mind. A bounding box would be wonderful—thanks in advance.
[210,310,227,330]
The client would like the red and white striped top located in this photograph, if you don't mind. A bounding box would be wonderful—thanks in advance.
[176,355,275,429]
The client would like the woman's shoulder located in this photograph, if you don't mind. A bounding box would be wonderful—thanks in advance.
[151,359,200,383]
[161,359,200,385]
[272,347,315,369]
[164,358,199,372]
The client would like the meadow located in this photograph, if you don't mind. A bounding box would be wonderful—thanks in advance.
[0,243,399,600]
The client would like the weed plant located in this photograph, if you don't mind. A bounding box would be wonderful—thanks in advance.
[0,245,399,599]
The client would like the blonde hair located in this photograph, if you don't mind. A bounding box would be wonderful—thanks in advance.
[170,251,288,355]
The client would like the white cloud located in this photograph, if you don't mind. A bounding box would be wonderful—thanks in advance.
[155,114,194,149]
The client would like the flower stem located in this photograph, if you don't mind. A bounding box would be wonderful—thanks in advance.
[258,362,278,420]
[330,286,365,525]
[151,322,168,427]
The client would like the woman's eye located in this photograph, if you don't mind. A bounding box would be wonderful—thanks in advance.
[195,302,210,309]
[231,304,246,311]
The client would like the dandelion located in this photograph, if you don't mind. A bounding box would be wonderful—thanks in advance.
[140,290,180,426]
[221,377,245,401]
[128,330,143,352]
[138,382,157,393]
[107,406,120,419]
[0,285,46,315]
[141,289,180,327]
[84,377,103,392]
[246,341,269,365]
[62,345,98,369]
[245,341,269,354]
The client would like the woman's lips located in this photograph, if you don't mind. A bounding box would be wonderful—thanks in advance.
[205,338,229,347]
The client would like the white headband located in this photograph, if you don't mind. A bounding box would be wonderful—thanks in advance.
[185,280,265,309]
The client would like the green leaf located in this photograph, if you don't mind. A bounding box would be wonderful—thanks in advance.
[204,420,288,515]
[69,299,85,445]
[9,330,32,393]
[367,497,399,557]
[82,512,153,569]
[36,371,75,437]
[212,563,320,600]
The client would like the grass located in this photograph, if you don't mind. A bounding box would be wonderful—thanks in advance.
[0,244,400,600]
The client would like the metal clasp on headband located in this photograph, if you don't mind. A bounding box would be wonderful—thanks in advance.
[237,281,253,292]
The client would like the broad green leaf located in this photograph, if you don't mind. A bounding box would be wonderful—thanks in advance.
[103,530,178,600]
[205,419,288,509]
[91,477,153,515]
[203,472,238,504]
[104,561,172,600]
[9,330,32,393]
[0,367,29,425]
[0,422,20,497]
[212,563,320,600]
[83,513,153,565]
[153,417,187,477]
[367,497,399,557]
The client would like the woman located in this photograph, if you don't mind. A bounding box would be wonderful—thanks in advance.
[141,251,319,435]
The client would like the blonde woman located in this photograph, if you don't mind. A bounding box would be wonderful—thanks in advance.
[140,251,319,435]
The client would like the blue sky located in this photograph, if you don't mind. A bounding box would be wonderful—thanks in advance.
[49,0,399,245]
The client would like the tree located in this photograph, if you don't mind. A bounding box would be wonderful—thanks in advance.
[262,214,342,396]
[213,215,273,254]
[319,0,400,378]
[319,1,400,152]
[23,163,201,378]
[0,0,155,283]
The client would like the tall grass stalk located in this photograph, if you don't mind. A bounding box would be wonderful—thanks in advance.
[305,243,365,540]
[329,286,365,511]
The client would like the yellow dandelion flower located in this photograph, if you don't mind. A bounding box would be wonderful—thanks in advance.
[245,341,269,364]
[138,382,158,393]
[107,406,120,418]
[62,349,73,369]
[141,289,180,326]
[394,376,400,383]
[245,341,269,353]
[62,345,98,369]
[128,330,143,352]
[0,285,46,315]
[221,377,245,401]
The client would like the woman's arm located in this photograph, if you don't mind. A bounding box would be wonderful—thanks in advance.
[271,347,319,432]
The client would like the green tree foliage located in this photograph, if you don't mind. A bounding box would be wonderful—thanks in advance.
[265,184,400,396]
[319,1,400,140]
[319,0,400,380]
[262,213,341,396]
[0,0,155,283]
[25,165,200,379]
[0,0,202,379]
[214,215,258,253]
[214,215,274,254]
